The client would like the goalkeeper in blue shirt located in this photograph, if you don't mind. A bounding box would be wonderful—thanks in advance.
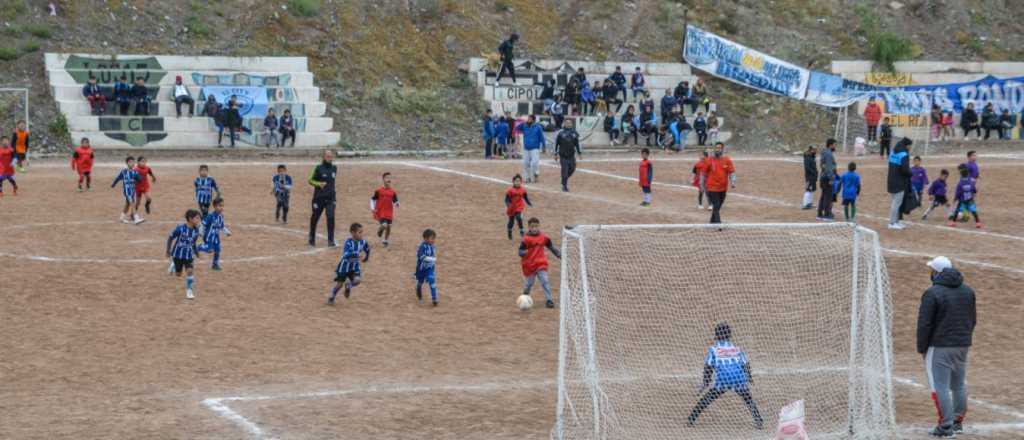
[687,322,764,430]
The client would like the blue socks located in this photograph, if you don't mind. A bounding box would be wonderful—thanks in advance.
[212,252,220,267]
[186,276,194,290]
[429,283,437,302]
[330,285,340,300]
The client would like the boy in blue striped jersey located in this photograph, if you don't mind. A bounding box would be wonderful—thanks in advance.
[688,322,764,430]
[167,209,202,300]
[111,156,144,224]
[271,164,293,223]
[328,223,371,305]
[194,165,221,218]
[415,229,439,306]
[198,197,231,271]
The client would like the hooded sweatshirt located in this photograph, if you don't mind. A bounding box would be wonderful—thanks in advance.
[886,139,912,194]
[916,268,976,354]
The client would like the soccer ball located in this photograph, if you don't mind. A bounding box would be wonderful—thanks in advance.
[516,294,534,310]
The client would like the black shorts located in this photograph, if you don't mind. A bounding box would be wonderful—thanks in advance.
[334,271,360,283]
[173,258,194,273]
[15,152,26,162]
[932,195,949,205]
[379,219,392,226]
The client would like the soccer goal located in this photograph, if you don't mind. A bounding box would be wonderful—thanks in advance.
[554,223,894,440]
[0,87,30,131]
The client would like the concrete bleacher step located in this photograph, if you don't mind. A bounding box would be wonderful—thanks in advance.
[66,115,334,132]
[483,75,696,91]
[573,130,732,147]
[468,58,691,76]
[48,69,315,87]
[51,85,321,102]
[45,53,308,72]
[57,100,328,118]
[72,131,340,149]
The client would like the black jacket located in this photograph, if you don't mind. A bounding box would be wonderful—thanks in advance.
[539,83,555,100]
[960,108,978,129]
[880,124,893,141]
[130,83,148,100]
[803,151,818,182]
[610,72,626,87]
[917,268,976,354]
[886,139,912,194]
[555,128,581,160]
[308,161,338,202]
[498,39,514,62]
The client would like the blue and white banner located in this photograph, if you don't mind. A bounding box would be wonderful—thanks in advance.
[200,86,269,118]
[804,71,879,107]
[876,75,1024,115]
[684,25,810,99]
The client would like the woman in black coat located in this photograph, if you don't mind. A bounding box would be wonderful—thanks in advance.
[960,102,980,140]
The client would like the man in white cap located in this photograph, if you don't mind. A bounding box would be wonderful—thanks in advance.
[917,256,976,438]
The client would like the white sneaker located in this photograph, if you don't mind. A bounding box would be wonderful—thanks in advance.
[186,289,194,300]
[133,215,145,224]
[706,205,713,211]
[887,223,905,230]
[168,261,175,274]
[697,204,703,210]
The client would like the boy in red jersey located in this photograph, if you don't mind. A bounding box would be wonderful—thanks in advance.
[71,137,95,192]
[134,156,157,216]
[639,147,653,206]
[505,174,533,240]
[0,136,18,196]
[371,172,399,247]
[519,217,561,308]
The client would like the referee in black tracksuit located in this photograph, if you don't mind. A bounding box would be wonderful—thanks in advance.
[308,150,338,247]
[555,120,581,192]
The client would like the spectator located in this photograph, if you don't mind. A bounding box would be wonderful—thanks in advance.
[112,76,131,115]
[630,67,646,102]
[930,104,943,142]
[263,108,280,148]
[171,76,194,118]
[495,33,519,83]
[483,109,496,159]
[580,81,596,116]
[639,90,655,115]
[592,81,607,114]
[691,79,708,114]
[565,78,581,115]
[817,138,837,221]
[604,112,620,146]
[610,66,628,102]
[674,80,691,116]
[863,97,882,143]
[879,116,893,157]
[998,109,1014,140]
[82,77,107,115]
[549,95,565,130]
[887,137,913,229]
[495,116,510,158]
[707,111,720,144]
[694,111,708,146]
[981,103,998,140]
[668,110,690,152]
[221,101,244,148]
[917,256,975,438]
[201,95,219,117]
[960,102,980,140]
[602,79,622,114]
[520,115,546,183]
[802,145,818,210]
[941,110,955,141]
[555,119,581,192]
[280,109,297,147]
[308,149,338,247]
[705,142,736,224]
[622,105,639,145]
[506,111,520,159]
[130,78,150,115]
[640,106,658,146]
[571,67,587,90]
[539,79,556,115]
[659,88,677,123]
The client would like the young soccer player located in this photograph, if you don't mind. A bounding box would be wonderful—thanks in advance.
[639,147,653,206]
[271,164,293,223]
[948,165,981,228]
[134,156,156,215]
[922,169,951,220]
[687,322,764,430]
[328,223,371,305]
[415,228,439,306]
[0,136,17,196]
[111,156,143,224]
[963,150,980,180]
[505,174,533,240]
[198,197,231,271]
[910,155,929,201]
[194,165,221,217]
[371,172,399,247]
[167,209,202,300]
[12,119,29,172]
[71,137,95,192]
[519,217,561,309]
[692,149,709,210]
[833,162,862,222]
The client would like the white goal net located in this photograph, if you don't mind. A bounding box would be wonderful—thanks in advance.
[554,223,894,440]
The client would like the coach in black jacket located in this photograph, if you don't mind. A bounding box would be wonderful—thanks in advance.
[555,120,581,192]
[917,256,976,437]
[308,150,338,247]
[801,145,817,209]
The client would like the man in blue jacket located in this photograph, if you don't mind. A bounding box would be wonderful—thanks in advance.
[520,115,546,183]
[483,109,495,159]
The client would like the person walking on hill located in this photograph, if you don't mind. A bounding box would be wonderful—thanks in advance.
[555,119,581,192]
[495,33,519,84]
[917,256,975,438]
[308,150,338,247]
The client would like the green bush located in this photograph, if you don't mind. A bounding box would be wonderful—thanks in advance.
[2,24,21,37]
[21,40,40,53]
[370,84,443,115]
[289,0,321,17]
[870,33,914,72]
[24,24,52,39]
[49,113,69,139]
[187,16,212,38]
[0,47,19,61]
[494,0,512,12]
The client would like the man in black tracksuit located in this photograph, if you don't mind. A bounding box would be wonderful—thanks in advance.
[308,150,338,247]
[555,120,581,192]
[802,145,817,210]
[917,256,976,438]
[495,33,519,83]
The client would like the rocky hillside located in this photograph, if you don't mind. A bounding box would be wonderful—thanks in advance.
[1,0,1022,154]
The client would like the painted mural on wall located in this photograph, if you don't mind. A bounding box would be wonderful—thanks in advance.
[63,55,168,146]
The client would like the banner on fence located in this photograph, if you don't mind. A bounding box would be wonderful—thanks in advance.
[876,75,1024,115]
[804,71,879,107]
[200,86,269,118]
[683,25,810,99]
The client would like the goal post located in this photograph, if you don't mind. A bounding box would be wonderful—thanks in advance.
[553,223,894,440]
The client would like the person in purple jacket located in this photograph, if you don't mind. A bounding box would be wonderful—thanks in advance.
[948,165,981,228]
[910,156,929,201]
[922,169,950,220]
[962,150,980,180]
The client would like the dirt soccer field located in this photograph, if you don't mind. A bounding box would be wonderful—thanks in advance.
[1,151,1022,439]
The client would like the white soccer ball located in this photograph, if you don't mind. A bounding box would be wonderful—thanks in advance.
[516,294,534,310]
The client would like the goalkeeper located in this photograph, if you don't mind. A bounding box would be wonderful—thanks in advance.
[687,322,764,430]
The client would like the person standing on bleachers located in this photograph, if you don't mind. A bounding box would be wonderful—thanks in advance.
[130,78,150,115]
[495,33,519,84]
[114,76,131,115]
[171,76,195,118]
[82,77,107,115]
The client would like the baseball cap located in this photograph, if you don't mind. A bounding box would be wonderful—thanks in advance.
[926,256,953,272]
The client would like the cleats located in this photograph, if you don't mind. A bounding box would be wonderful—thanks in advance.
[211,265,222,271]
[343,287,351,299]
[929,425,956,437]
[507,229,513,240]
[546,300,555,309]
[432,300,439,307]
[186,289,194,300]
[327,296,335,305]
[77,186,83,192]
